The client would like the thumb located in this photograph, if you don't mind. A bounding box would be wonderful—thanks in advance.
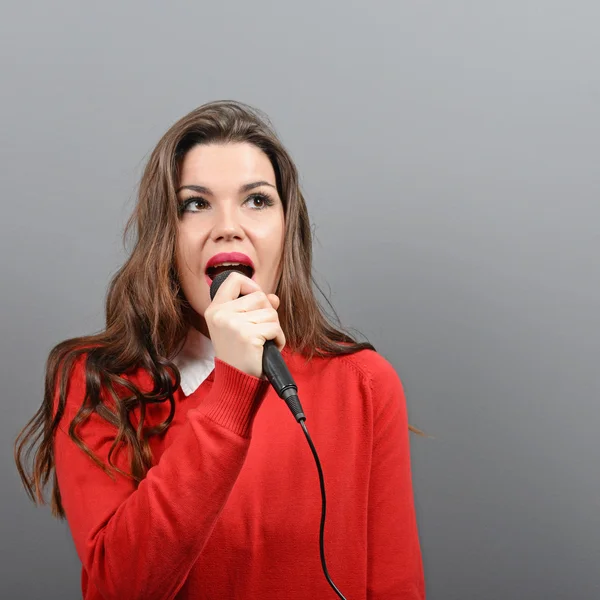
[267,294,280,310]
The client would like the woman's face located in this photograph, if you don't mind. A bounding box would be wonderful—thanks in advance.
[175,142,285,336]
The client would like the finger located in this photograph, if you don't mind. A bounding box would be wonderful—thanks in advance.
[246,308,279,325]
[230,290,273,312]
[211,271,260,304]
[267,294,280,310]
[255,322,286,352]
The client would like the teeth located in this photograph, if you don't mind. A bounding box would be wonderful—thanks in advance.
[206,262,253,281]
[211,262,249,268]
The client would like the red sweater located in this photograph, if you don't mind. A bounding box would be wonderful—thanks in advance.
[53,346,425,599]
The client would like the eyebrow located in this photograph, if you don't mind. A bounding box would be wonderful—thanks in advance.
[175,181,277,195]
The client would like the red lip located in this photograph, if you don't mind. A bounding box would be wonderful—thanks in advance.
[205,252,255,272]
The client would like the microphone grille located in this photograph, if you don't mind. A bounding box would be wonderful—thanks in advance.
[209,269,238,301]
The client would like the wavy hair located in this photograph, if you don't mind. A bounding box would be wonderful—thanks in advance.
[14,100,423,519]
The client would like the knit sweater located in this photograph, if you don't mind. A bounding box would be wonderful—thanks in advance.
[53,344,425,599]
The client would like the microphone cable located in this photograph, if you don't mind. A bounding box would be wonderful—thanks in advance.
[259,357,349,598]
[275,387,348,599]
[299,416,347,599]
[209,271,348,598]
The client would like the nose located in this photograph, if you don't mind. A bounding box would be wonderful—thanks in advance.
[209,204,244,241]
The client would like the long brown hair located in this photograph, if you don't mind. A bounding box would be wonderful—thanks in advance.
[14,100,423,520]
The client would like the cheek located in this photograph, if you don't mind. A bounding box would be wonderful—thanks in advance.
[255,214,285,251]
[175,246,206,312]
[175,239,189,278]
[175,237,200,298]
[176,227,202,271]
[174,229,210,311]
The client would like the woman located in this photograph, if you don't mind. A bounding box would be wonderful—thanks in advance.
[14,100,425,599]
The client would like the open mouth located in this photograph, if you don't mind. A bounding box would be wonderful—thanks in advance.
[206,263,254,281]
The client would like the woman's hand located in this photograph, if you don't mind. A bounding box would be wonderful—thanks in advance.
[204,272,285,379]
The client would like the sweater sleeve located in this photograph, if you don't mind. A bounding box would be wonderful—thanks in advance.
[366,356,426,599]
[53,356,270,600]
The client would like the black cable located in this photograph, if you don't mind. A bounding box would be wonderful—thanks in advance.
[299,419,347,600]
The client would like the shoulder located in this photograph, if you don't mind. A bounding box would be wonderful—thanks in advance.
[59,351,154,390]
[317,348,405,403]
[296,347,405,403]
[55,351,155,415]
[335,349,408,424]
[338,348,402,386]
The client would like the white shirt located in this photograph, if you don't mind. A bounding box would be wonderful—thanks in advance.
[171,327,216,396]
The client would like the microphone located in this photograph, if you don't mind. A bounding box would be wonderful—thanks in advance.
[210,270,348,599]
[209,270,306,423]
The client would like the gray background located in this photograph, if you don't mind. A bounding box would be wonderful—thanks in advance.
[1,1,599,599]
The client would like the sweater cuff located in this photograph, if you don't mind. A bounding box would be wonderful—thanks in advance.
[196,358,270,438]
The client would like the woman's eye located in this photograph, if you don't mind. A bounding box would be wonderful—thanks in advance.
[248,194,265,208]
[181,198,207,212]
[180,193,274,214]
[246,193,275,209]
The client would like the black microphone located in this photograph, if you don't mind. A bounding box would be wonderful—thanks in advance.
[209,270,306,423]
[210,271,348,599]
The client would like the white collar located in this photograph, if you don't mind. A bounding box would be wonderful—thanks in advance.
[172,327,216,396]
